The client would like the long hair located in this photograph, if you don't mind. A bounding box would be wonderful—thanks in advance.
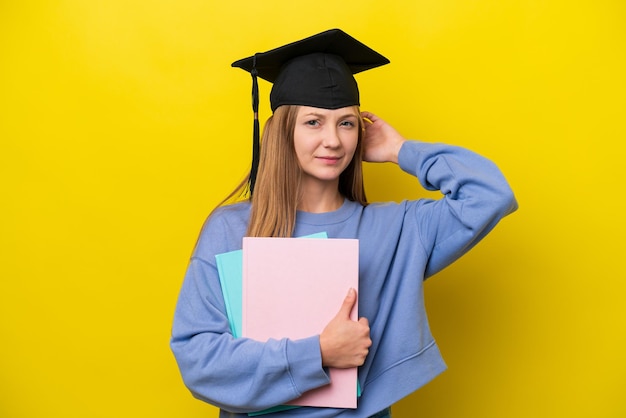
[246,105,367,237]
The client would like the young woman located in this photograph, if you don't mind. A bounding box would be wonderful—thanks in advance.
[171,29,517,418]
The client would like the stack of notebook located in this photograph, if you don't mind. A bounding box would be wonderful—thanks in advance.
[216,234,360,412]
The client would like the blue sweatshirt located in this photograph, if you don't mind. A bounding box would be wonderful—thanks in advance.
[170,140,517,417]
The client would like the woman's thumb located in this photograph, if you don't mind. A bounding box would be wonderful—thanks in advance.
[338,288,357,318]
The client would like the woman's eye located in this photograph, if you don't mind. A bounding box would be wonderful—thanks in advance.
[340,120,356,128]
[306,120,320,126]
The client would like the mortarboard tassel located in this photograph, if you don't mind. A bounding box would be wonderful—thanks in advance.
[249,54,260,196]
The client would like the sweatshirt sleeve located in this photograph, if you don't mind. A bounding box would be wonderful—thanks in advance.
[170,215,331,413]
[398,140,518,278]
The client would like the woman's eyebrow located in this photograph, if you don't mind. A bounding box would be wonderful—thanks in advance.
[302,112,325,118]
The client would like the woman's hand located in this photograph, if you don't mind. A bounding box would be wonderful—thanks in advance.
[361,111,406,164]
[319,288,371,369]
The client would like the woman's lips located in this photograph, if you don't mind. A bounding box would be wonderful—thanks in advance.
[317,156,342,164]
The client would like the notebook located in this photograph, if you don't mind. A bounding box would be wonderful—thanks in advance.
[242,237,359,409]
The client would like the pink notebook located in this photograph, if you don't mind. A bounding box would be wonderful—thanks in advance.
[242,237,359,409]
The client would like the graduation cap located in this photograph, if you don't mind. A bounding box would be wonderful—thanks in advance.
[232,28,390,195]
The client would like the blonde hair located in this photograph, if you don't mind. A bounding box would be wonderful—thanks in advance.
[246,106,301,237]
[216,105,368,238]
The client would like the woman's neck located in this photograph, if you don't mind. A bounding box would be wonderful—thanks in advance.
[297,181,344,213]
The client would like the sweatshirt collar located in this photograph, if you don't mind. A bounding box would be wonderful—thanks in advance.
[296,198,360,226]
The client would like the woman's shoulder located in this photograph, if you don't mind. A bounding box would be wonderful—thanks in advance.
[363,199,412,214]
[354,200,413,230]
[360,199,431,227]
[203,201,251,232]
[194,201,251,257]
[210,200,251,219]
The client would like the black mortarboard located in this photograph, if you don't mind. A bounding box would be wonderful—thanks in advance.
[231,28,389,195]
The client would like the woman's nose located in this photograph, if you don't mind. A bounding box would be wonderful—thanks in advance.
[322,127,341,148]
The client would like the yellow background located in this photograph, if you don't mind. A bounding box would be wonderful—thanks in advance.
[1,1,625,417]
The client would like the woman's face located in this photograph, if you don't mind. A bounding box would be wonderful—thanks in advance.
[293,106,360,186]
